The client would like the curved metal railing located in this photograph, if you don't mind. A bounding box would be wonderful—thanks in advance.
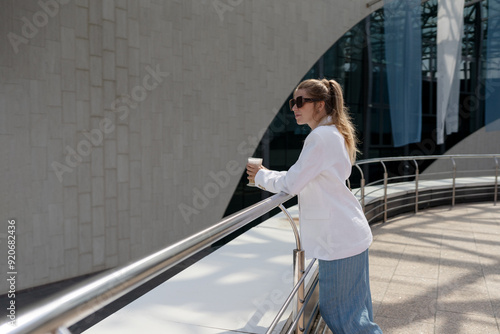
[352,154,499,224]
[0,154,498,334]
[297,153,499,333]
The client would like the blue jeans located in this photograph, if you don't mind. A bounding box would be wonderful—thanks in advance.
[318,249,382,333]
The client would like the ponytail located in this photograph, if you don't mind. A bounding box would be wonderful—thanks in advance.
[323,79,360,164]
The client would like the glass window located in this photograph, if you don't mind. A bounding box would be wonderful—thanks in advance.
[224,0,491,218]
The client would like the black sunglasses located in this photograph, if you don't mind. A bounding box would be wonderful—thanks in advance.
[289,96,323,109]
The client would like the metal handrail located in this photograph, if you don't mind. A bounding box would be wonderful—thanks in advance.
[354,153,500,165]
[353,154,500,215]
[278,203,305,334]
[2,154,499,334]
[413,159,419,213]
[264,156,498,333]
[266,259,317,334]
[306,153,500,332]
[495,158,499,205]
[279,204,301,251]
[0,193,295,334]
[285,274,319,334]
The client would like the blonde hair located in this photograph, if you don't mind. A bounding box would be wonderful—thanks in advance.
[296,78,360,164]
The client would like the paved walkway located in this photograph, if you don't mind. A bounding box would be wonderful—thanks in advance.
[364,203,500,334]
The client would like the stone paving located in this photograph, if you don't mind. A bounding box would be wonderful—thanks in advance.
[366,203,500,334]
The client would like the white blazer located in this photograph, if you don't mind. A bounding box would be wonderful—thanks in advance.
[254,122,372,261]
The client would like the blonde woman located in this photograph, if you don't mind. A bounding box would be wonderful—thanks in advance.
[247,79,382,333]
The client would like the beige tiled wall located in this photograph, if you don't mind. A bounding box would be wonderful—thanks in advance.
[0,0,381,293]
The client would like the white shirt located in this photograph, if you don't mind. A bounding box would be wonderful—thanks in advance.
[254,123,372,261]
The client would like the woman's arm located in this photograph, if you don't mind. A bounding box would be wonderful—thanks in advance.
[253,131,334,195]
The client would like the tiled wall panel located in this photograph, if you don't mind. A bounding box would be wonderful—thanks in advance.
[0,0,380,293]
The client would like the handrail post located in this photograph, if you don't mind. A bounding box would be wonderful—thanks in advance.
[360,178,366,213]
[413,159,419,213]
[279,204,301,251]
[451,158,456,207]
[278,204,304,334]
[495,157,498,206]
[381,161,388,222]
[266,260,317,334]
[355,164,365,212]
[293,250,305,334]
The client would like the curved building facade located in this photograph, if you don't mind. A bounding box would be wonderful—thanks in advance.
[0,0,383,293]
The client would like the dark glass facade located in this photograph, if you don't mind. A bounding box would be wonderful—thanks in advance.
[224,0,491,218]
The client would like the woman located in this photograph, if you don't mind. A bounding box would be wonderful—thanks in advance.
[246,79,382,333]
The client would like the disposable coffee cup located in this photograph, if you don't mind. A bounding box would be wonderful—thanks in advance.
[247,157,263,187]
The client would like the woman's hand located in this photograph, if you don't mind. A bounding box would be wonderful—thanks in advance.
[246,163,267,181]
